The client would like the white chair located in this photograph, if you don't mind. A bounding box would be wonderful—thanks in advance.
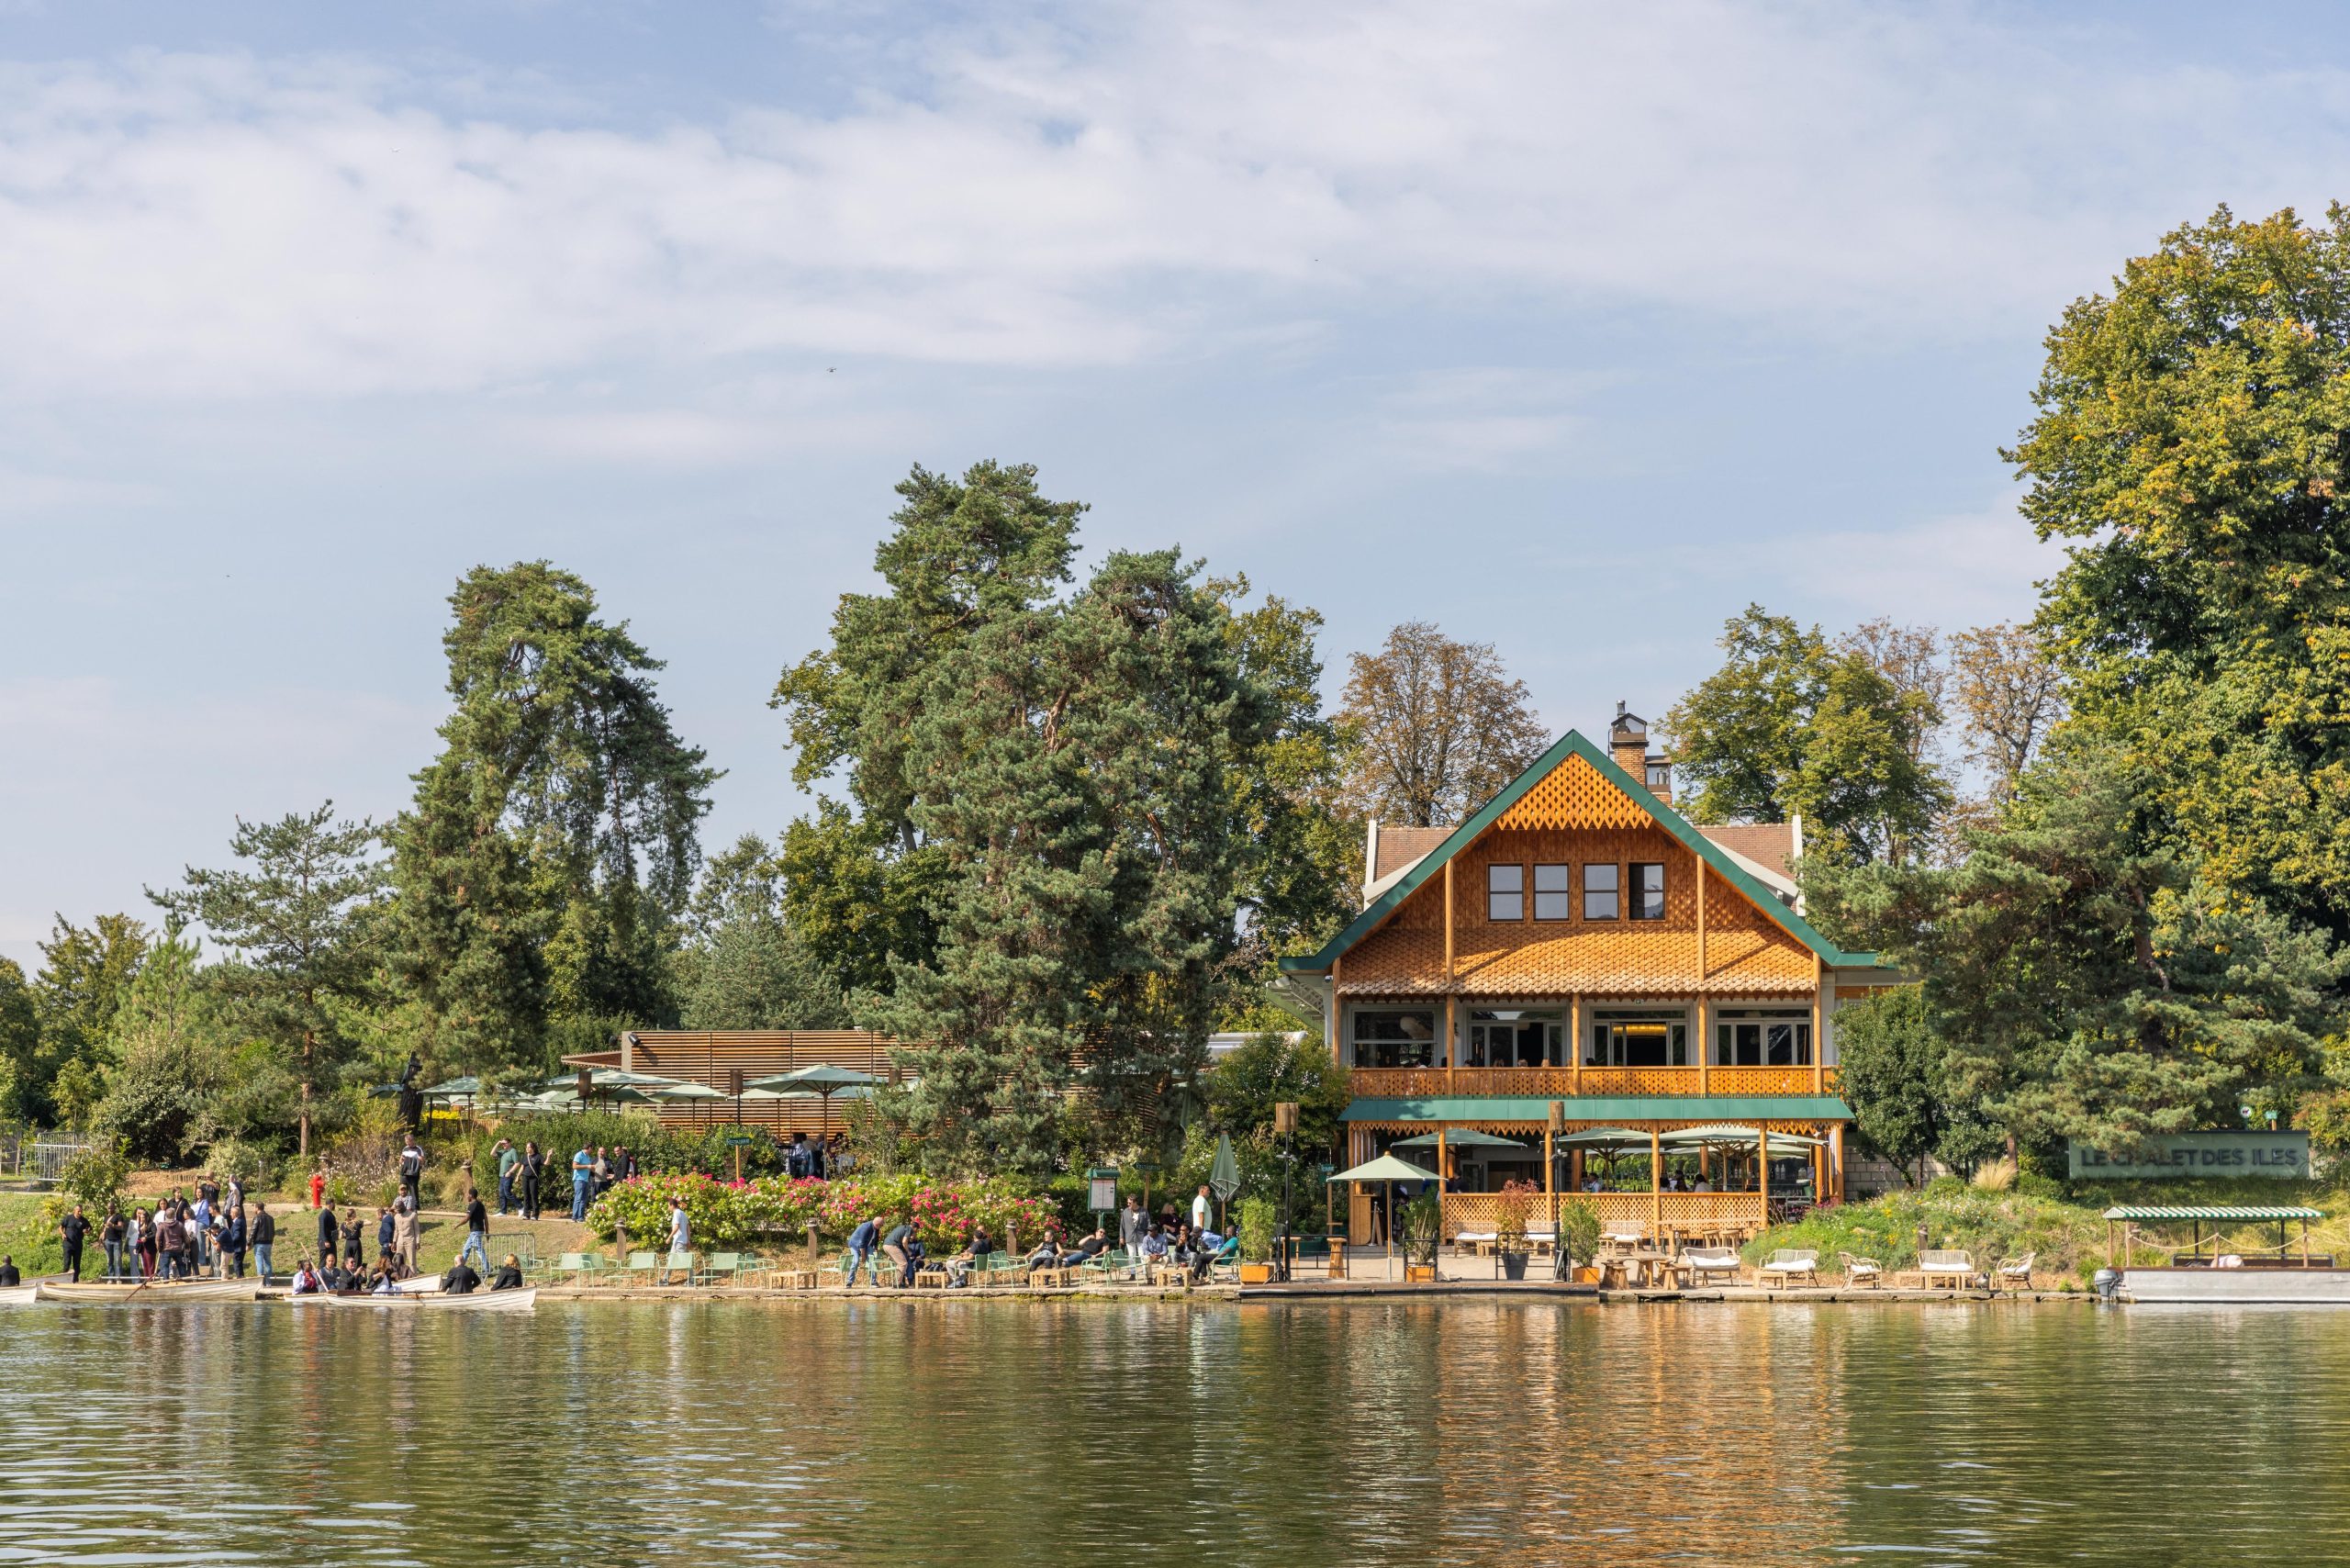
[1759,1249,1818,1288]
[1839,1252,1883,1288]
[1682,1247,1742,1284]
[1995,1252,2036,1290]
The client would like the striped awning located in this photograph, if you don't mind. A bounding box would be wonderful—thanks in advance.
[2101,1205,2325,1221]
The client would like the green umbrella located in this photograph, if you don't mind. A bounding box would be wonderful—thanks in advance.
[1326,1154,1442,1279]
[1208,1134,1241,1229]
[745,1064,883,1140]
[1391,1130,1525,1149]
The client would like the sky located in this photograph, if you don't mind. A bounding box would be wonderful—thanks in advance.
[6,0,2350,972]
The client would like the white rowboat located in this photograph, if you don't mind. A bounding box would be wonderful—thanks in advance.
[0,1283,42,1305]
[36,1278,263,1304]
[289,1287,537,1313]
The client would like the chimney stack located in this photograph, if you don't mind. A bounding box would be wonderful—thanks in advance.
[1608,701,1672,801]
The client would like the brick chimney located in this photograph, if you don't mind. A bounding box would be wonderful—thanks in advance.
[1609,701,1672,801]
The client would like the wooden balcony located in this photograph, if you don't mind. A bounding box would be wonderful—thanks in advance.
[1347,1066,1830,1101]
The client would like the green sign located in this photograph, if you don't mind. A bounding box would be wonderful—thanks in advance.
[723,1136,757,1148]
[2068,1131,2309,1180]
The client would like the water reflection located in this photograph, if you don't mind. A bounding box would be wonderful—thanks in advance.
[3,1299,2348,1565]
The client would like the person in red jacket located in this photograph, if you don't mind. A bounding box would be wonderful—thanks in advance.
[308,1162,327,1212]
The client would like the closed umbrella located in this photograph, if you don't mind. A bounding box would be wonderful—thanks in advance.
[1208,1134,1241,1231]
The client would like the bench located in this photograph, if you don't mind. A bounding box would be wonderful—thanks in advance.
[1759,1249,1818,1288]
[1918,1249,1976,1290]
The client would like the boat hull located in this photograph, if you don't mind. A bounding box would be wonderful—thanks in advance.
[36,1278,262,1304]
[289,1287,537,1313]
[2124,1268,2350,1305]
[0,1283,41,1305]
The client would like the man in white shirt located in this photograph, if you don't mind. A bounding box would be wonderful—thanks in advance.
[662,1199,692,1284]
[1192,1185,1212,1234]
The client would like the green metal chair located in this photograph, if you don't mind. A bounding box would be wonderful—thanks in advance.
[701,1251,746,1286]
[621,1249,660,1285]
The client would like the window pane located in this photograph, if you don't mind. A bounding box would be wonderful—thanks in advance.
[1765,1024,1795,1065]
[1534,890,1570,920]
[1487,864,1524,891]
[1533,863,1570,892]
[1583,862,1617,919]
[1631,863,1665,920]
[1489,889,1523,921]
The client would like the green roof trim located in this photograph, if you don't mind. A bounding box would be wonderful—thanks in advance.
[1277,728,1886,977]
[1343,1095,1853,1124]
[2101,1205,2326,1221]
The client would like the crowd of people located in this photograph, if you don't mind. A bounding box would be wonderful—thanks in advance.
[828,1184,1237,1289]
[49,1171,280,1282]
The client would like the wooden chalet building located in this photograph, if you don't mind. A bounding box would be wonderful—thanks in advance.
[1277,706,1901,1242]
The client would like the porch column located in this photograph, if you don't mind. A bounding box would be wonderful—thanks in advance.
[1650,1128,1662,1238]
[1829,1124,1845,1204]
[1443,861,1456,1084]
[1811,956,1826,1094]
[1570,992,1583,1094]
[1756,1126,1770,1228]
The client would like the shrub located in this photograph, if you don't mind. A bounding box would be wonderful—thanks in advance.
[1236,1196,1278,1262]
[57,1141,131,1216]
[1555,1198,1602,1268]
[582,1170,1060,1252]
[1494,1179,1538,1249]
[204,1137,279,1193]
[1399,1192,1442,1267]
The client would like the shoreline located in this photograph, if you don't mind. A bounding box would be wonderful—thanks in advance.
[487,1280,2093,1306]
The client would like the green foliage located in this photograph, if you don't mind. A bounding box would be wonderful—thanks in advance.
[1812,742,2344,1160]
[1667,605,1949,865]
[150,802,385,1154]
[0,958,38,1122]
[1397,1191,1442,1267]
[1747,1186,2110,1277]
[24,913,148,1126]
[91,931,231,1164]
[777,801,946,1007]
[582,1170,1056,1251]
[2300,1087,2350,1156]
[204,1136,281,1191]
[1203,1032,1348,1156]
[673,834,847,1029]
[56,1140,130,1215]
[1554,1197,1602,1268]
[1833,988,1999,1182]
[384,561,715,1074]
[1236,1195,1278,1262]
[2009,205,2350,939]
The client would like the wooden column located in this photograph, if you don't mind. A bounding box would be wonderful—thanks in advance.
[1650,1127,1662,1238]
[1828,1124,1844,1204]
[1330,955,1343,1066]
[1811,955,1826,1093]
[1695,994,1709,1099]
[1436,1125,1449,1246]
[1570,992,1583,1095]
[1756,1126,1770,1228]
[1444,860,1457,1081]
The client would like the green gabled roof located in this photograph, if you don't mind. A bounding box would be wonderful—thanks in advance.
[1278,729,1885,977]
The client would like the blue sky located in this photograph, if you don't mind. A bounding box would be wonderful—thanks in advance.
[5,1,2349,969]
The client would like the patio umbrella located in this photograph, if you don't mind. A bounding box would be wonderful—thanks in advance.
[1392,1130,1525,1149]
[746,1064,882,1140]
[1208,1134,1241,1230]
[1327,1152,1441,1279]
[643,1079,726,1128]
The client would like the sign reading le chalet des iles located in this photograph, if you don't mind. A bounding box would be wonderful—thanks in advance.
[2067,1130,2310,1181]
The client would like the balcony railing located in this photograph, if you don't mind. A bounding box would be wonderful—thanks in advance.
[1440,1190,1766,1239]
[1347,1066,1828,1100]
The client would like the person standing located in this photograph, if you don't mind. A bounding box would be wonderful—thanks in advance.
[459,1187,491,1274]
[590,1147,611,1198]
[1192,1184,1212,1235]
[340,1206,364,1272]
[131,1207,155,1279]
[308,1162,327,1213]
[251,1202,275,1282]
[880,1220,914,1288]
[661,1196,692,1284]
[845,1215,879,1286]
[219,1204,248,1278]
[153,1206,184,1280]
[520,1141,543,1220]
[190,1189,215,1276]
[494,1139,519,1215]
[1119,1195,1147,1258]
[316,1201,340,1270]
[392,1194,420,1277]
[397,1136,425,1204]
[570,1145,593,1221]
[57,1204,88,1282]
[375,1205,396,1263]
[100,1206,127,1282]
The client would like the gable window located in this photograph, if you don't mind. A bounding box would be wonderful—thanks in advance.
[1629,862,1666,920]
[1350,1008,1438,1070]
[1583,862,1618,920]
[1533,863,1572,921]
[1586,1007,1689,1067]
[1487,863,1524,921]
[1713,1009,1812,1067]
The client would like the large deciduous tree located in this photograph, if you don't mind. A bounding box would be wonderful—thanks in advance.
[1948,622,2066,804]
[1667,605,1949,864]
[386,562,717,1074]
[1335,620,1548,828]
[673,834,846,1030]
[27,913,149,1127]
[150,802,385,1156]
[2008,204,2350,938]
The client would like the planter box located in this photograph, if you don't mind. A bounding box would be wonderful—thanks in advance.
[1404,1264,1438,1283]
[1237,1262,1274,1284]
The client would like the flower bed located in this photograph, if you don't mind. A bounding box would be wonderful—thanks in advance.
[585,1171,1057,1252]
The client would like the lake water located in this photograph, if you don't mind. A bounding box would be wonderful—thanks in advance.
[2,1297,2345,1566]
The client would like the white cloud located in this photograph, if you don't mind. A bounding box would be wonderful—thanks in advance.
[0,8,2346,400]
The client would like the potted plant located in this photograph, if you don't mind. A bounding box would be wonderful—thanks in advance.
[1556,1197,1603,1284]
[1236,1196,1278,1284]
[1400,1191,1443,1282]
[1494,1180,1536,1280]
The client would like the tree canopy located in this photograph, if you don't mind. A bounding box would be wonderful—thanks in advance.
[1335,620,1549,828]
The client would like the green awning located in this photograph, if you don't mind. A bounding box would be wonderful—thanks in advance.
[2102,1205,2324,1222]
[1344,1096,1852,1124]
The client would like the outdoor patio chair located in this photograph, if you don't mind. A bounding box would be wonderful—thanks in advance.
[553,1252,599,1286]
[700,1252,746,1286]
[1995,1252,2035,1292]
[621,1249,660,1285]
[1839,1252,1884,1288]
[1918,1249,1976,1289]
[1681,1247,1743,1285]
[1759,1249,1818,1288]
[657,1249,699,1286]
[1453,1230,1498,1256]
[1522,1228,1557,1256]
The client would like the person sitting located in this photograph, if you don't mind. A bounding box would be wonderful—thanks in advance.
[1024,1232,1061,1271]
[0,1255,18,1286]
[1693,1177,1713,1193]
[1582,1175,1604,1193]
[489,1254,525,1291]
[442,1258,482,1294]
[369,1264,398,1296]
[1064,1228,1111,1267]
[947,1226,993,1287]
[289,1257,323,1295]
[1139,1226,1170,1276]
[899,1234,927,1287]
